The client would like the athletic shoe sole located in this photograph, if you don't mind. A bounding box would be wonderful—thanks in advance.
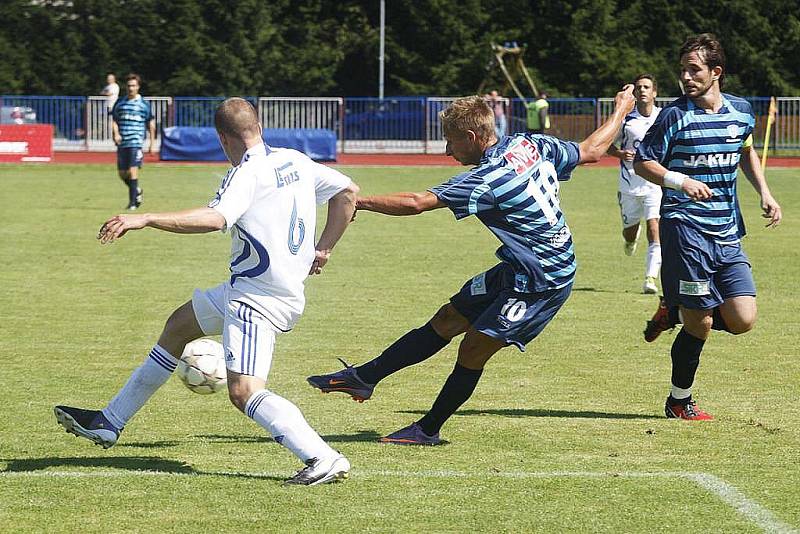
[307,457,351,486]
[53,406,117,449]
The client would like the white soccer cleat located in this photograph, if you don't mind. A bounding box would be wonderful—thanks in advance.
[283,453,350,486]
[643,276,658,294]
[624,240,637,256]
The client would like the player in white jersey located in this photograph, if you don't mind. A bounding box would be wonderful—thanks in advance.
[607,74,662,294]
[54,98,359,486]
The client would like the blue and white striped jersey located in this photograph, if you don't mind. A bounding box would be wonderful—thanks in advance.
[635,94,755,243]
[430,133,580,292]
[110,95,154,148]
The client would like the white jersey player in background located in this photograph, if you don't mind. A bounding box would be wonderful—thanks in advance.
[54,98,359,486]
[607,74,662,294]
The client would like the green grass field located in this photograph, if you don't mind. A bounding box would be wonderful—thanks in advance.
[1,162,798,533]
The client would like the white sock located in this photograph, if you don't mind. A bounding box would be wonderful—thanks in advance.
[102,345,177,429]
[670,385,692,401]
[645,242,662,278]
[245,389,337,462]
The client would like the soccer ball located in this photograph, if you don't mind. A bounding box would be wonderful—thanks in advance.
[177,339,227,394]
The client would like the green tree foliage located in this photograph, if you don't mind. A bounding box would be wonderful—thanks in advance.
[0,0,798,96]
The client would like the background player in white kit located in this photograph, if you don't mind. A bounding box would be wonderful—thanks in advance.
[607,74,662,294]
[54,98,359,486]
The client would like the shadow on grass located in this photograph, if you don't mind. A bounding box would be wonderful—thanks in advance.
[398,408,660,420]
[1,456,195,473]
[0,456,284,482]
[196,430,383,444]
[117,440,182,449]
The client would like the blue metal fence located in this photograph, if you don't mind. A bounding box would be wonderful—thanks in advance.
[172,96,258,127]
[1,95,86,140]
[344,97,426,140]
[4,94,799,152]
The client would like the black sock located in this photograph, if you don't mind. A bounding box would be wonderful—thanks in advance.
[711,308,730,332]
[120,175,132,187]
[417,363,483,436]
[355,322,449,385]
[670,328,705,390]
[128,179,139,206]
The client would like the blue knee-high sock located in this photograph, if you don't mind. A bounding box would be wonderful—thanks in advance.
[355,322,449,385]
[418,363,483,436]
[669,328,705,402]
[128,178,139,205]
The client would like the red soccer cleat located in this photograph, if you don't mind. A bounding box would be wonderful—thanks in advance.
[644,296,675,342]
[665,398,714,420]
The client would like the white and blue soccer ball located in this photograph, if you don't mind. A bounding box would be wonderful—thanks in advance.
[177,339,227,394]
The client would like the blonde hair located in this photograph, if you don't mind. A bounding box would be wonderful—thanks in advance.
[440,96,495,140]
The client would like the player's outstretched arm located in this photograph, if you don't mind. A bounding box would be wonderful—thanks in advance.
[310,181,360,275]
[356,191,445,216]
[739,145,782,227]
[578,84,635,164]
[98,207,225,244]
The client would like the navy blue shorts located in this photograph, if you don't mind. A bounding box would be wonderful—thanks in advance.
[117,147,144,170]
[661,218,756,310]
[449,263,572,351]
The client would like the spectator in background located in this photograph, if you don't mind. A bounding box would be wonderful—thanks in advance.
[101,73,120,111]
[110,73,155,210]
[526,92,550,134]
[486,90,507,139]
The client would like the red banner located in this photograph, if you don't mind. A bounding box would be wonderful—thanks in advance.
[0,124,54,162]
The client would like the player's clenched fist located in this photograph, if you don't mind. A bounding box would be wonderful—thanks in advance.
[615,84,636,114]
[98,214,148,243]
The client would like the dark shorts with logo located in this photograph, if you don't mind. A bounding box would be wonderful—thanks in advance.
[117,147,144,170]
[449,262,572,351]
[661,218,756,310]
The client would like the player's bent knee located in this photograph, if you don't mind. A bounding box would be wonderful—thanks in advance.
[727,315,756,335]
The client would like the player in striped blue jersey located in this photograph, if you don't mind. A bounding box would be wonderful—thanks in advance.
[307,87,636,445]
[110,73,155,210]
[634,34,782,420]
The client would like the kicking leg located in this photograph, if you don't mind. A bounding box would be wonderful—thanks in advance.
[307,303,466,400]
[380,329,506,445]
[55,300,204,447]
[664,307,714,420]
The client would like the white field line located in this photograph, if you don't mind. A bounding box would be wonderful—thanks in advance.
[1,469,796,533]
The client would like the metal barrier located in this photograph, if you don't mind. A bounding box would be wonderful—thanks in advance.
[342,97,426,153]
[1,95,86,150]
[173,97,258,127]
[257,96,343,142]
[86,96,172,151]
[5,94,800,155]
[775,97,800,150]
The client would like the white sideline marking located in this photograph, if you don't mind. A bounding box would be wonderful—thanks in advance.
[1,469,795,533]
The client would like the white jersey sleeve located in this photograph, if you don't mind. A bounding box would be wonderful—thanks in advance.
[308,158,351,204]
[209,165,258,232]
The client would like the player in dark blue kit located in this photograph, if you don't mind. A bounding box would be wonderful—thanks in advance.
[634,34,782,420]
[307,86,636,445]
[111,73,155,210]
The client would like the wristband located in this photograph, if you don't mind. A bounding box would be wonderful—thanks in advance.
[663,171,687,190]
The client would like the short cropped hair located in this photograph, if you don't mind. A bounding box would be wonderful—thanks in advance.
[440,96,495,140]
[214,97,261,139]
[680,33,726,89]
[633,73,657,91]
[125,73,141,85]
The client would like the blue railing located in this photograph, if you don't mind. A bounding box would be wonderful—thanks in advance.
[344,97,426,140]
[173,96,258,127]
[1,95,86,140]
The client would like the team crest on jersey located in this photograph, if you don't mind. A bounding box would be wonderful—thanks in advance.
[504,138,541,174]
[726,124,741,140]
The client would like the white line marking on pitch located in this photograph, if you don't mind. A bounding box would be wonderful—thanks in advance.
[1,469,795,533]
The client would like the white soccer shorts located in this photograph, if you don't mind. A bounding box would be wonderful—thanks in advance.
[192,283,277,380]
[618,190,662,228]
